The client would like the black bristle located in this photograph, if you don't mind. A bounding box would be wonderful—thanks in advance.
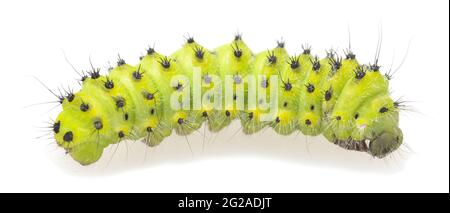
[118,131,125,138]
[329,56,342,72]
[379,107,389,113]
[145,92,154,100]
[325,88,332,101]
[326,49,336,59]
[311,57,321,71]
[94,120,103,130]
[63,131,73,142]
[80,103,89,112]
[88,68,100,79]
[147,46,155,55]
[234,32,242,41]
[234,75,242,84]
[370,63,380,72]
[132,66,144,80]
[345,49,356,60]
[174,82,183,91]
[204,74,211,84]
[116,98,125,108]
[158,56,171,69]
[266,50,277,64]
[305,119,312,126]
[302,44,311,55]
[275,117,280,123]
[306,83,315,93]
[284,82,292,91]
[104,77,114,89]
[53,121,60,134]
[276,39,285,48]
[231,43,243,58]
[288,55,300,70]
[354,66,366,80]
[194,46,205,60]
[186,36,195,44]
[117,56,126,66]
[261,79,269,88]
[202,111,208,117]
[65,92,75,102]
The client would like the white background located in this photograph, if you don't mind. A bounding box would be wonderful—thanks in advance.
[0,0,448,192]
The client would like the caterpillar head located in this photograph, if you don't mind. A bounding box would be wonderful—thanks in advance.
[331,127,403,158]
[368,127,403,158]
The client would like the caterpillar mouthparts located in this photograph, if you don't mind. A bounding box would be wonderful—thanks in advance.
[50,34,404,165]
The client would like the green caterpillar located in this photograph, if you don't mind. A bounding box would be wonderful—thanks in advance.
[52,34,403,165]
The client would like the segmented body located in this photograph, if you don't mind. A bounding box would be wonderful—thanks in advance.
[53,36,403,165]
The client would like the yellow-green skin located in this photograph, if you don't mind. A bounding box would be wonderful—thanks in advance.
[53,37,403,165]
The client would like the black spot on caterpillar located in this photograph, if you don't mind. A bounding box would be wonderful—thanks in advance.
[48,33,405,165]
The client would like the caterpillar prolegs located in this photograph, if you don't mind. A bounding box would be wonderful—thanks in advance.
[52,34,403,165]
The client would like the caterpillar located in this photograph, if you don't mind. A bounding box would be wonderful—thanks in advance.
[49,33,404,165]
